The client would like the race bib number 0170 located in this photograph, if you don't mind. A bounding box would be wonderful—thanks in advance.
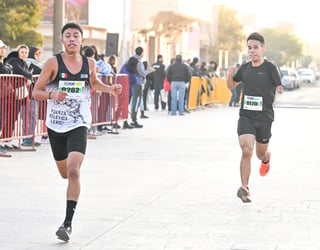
[59,80,85,98]
[243,95,263,111]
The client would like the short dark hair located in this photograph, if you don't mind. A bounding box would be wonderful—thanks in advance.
[157,54,163,61]
[126,57,139,73]
[176,55,182,62]
[247,32,265,45]
[135,47,143,56]
[61,22,83,36]
[83,47,95,58]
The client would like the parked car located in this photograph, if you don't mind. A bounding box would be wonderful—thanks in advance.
[280,68,299,90]
[292,70,301,88]
[298,68,316,84]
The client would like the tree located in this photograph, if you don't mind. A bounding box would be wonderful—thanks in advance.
[259,28,303,67]
[209,6,246,68]
[0,0,48,48]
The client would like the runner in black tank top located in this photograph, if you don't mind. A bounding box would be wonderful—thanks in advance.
[32,23,122,242]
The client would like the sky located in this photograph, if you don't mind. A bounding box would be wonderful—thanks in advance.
[215,0,319,42]
[89,0,319,43]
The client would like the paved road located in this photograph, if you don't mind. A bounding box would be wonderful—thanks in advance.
[275,81,320,108]
[1,102,320,249]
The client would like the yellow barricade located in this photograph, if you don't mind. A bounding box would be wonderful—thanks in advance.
[200,78,216,106]
[187,76,201,110]
[211,77,231,105]
[200,78,208,106]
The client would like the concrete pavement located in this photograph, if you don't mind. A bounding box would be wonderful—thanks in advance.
[1,105,320,250]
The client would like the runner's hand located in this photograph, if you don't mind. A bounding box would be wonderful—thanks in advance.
[52,91,68,101]
[111,84,122,95]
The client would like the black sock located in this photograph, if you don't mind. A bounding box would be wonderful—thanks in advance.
[63,200,77,227]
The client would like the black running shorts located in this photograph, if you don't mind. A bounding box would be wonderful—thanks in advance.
[47,126,88,161]
[237,116,272,144]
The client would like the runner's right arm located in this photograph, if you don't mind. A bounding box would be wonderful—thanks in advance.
[227,66,240,89]
[32,57,68,101]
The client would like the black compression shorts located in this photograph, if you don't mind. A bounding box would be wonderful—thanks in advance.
[47,126,88,161]
[237,116,272,144]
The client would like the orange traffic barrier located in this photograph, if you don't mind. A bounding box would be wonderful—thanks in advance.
[211,77,231,105]
[200,77,215,106]
[187,76,201,110]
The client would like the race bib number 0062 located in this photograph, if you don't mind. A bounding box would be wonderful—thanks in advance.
[59,80,85,98]
[243,95,263,111]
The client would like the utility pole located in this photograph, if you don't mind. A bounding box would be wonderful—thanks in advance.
[120,0,131,66]
[53,0,65,55]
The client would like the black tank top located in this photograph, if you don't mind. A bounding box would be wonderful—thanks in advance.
[45,53,92,132]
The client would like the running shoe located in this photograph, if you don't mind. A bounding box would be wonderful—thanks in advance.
[237,186,251,203]
[0,146,7,155]
[260,154,271,177]
[41,136,50,144]
[56,224,72,242]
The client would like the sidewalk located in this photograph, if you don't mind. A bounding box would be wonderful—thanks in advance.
[0,106,319,250]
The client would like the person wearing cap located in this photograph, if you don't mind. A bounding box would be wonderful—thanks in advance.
[166,55,192,116]
[6,44,41,147]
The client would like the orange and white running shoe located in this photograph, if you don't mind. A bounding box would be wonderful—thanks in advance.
[260,154,271,177]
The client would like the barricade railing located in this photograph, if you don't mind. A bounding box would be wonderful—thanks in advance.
[0,74,38,154]
[1,73,130,156]
[90,74,129,135]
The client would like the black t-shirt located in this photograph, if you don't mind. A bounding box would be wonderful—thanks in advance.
[233,60,281,121]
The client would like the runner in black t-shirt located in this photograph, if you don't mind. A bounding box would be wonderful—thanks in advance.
[227,32,283,203]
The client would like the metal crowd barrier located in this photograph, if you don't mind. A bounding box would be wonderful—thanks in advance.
[0,73,129,157]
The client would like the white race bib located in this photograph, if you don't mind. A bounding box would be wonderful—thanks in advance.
[58,80,85,99]
[243,95,263,111]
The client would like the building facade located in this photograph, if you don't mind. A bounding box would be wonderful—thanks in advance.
[39,0,217,67]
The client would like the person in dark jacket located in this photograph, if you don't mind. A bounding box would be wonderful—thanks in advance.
[25,46,49,143]
[190,57,200,76]
[119,56,139,129]
[166,55,191,115]
[6,44,40,147]
[25,46,42,75]
[152,54,166,111]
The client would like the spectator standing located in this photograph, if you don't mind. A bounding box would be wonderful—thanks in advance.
[119,56,139,129]
[166,57,176,113]
[152,54,166,111]
[108,55,118,74]
[131,47,154,128]
[91,45,112,77]
[25,46,42,75]
[207,60,218,78]
[25,46,50,143]
[85,46,112,132]
[190,57,200,76]
[166,55,191,116]
[140,60,150,118]
[6,44,40,147]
